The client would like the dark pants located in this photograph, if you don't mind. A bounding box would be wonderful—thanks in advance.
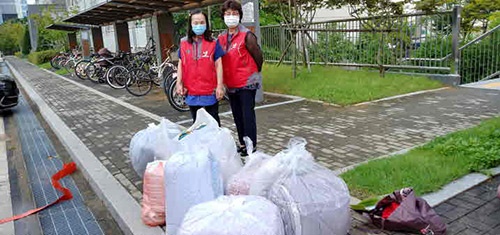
[189,102,221,127]
[228,89,257,148]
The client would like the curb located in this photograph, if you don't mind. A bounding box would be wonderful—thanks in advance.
[422,165,500,207]
[0,117,15,234]
[6,60,164,235]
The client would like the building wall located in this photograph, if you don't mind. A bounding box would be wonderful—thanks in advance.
[66,0,148,53]
[0,0,18,22]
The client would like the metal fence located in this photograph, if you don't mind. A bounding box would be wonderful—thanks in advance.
[459,25,500,84]
[260,9,459,75]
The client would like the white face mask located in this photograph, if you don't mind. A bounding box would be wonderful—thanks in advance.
[224,15,240,28]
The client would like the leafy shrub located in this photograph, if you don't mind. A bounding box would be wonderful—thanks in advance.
[28,50,58,64]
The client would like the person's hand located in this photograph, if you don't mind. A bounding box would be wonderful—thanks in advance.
[216,85,225,100]
[176,83,187,96]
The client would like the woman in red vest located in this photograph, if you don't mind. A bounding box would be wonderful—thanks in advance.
[218,0,263,156]
[176,9,225,125]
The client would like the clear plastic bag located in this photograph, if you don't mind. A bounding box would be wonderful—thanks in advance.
[266,137,351,235]
[176,109,242,189]
[178,195,285,235]
[130,119,183,178]
[175,108,220,147]
[164,148,223,235]
[249,138,315,197]
[209,128,243,190]
[129,123,159,178]
[227,137,271,195]
[142,160,166,226]
[154,118,184,161]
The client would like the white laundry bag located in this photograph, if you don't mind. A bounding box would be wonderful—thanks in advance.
[130,119,183,178]
[178,195,285,235]
[227,137,271,195]
[164,148,223,235]
[209,128,243,190]
[176,108,242,188]
[154,118,184,161]
[266,137,351,235]
[129,123,159,178]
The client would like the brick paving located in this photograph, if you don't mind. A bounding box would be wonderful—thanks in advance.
[8,57,500,234]
[434,176,500,235]
[237,88,500,170]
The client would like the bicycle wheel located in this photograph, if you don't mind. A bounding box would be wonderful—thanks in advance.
[86,63,101,83]
[152,72,161,86]
[167,79,189,112]
[126,69,153,96]
[50,56,63,70]
[64,60,76,75]
[57,57,68,70]
[106,65,129,89]
[75,60,89,80]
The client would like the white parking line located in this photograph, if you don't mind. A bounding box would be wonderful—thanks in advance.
[175,97,306,125]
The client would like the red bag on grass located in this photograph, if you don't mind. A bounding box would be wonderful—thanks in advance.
[369,188,446,235]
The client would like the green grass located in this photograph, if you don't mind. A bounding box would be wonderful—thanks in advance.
[38,62,52,70]
[55,69,69,76]
[341,117,500,199]
[37,62,69,76]
[262,64,444,105]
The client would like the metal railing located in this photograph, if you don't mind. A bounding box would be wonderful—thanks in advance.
[459,25,500,84]
[259,9,458,74]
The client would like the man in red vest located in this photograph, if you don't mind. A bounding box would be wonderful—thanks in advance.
[218,0,263,156]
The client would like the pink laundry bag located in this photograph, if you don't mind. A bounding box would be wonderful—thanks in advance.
[142,160,166,226]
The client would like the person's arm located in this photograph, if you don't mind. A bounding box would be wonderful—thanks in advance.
[245,32,263,72]
[214,40,225,100]
[176,54,187,95]
[215,57,224,100]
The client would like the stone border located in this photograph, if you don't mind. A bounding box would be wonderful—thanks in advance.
[7,61,164,235]
[0,117,15,234]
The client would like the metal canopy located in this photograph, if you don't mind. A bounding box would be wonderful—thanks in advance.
[64,0,225,26]
[46,24,91,31]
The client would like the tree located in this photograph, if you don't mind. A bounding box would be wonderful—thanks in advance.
[29,6,71,51]
[489,11,500,29]
[0,20,24,55]
[414,0,500,34]
[21,26,31,55]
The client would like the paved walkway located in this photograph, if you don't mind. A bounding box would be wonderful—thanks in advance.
[7,57,500,234]
[434,175,500,235]
[462,78,500,91]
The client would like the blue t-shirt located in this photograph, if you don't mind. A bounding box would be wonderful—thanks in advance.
[179,39,225,106]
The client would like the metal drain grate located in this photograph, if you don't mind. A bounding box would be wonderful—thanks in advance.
[15,96,103,235]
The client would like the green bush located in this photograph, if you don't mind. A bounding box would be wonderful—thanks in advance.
[28,50,58,65]
[14,51,23,58]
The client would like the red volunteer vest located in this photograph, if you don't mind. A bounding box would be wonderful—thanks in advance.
[180,37,217,96]
[218,25,259,89]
